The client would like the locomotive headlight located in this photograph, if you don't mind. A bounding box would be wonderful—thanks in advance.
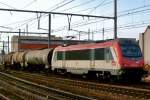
[140,63,144,67]
[123,63,128,67]
[123,64,126,67]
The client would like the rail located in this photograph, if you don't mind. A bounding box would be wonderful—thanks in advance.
[9,71,150,100]
[0,72,94,100]
[0,93,10,100]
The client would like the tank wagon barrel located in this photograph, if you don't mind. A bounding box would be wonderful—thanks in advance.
[25,49,53,70]
[12,52,25,64]
[3,48,53,71]
[3,52,14,67]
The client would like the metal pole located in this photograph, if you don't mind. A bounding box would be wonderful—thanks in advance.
[114,0,117,39]
[8,36,9,53]
[88,29,90,41]
[0,30,48,34]
[2,41,4,55]
[0,8,114,19]
[18,29,21,51]
[26,24,28,36]
[79,32,80,40]
[92,31,94,41]
[102,28,104,40]
[48,14,51,48]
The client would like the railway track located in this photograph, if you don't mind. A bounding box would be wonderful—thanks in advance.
[0,87,23,100]
[6,70,150,100]
[0,71,94,100]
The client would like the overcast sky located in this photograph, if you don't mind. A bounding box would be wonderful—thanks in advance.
[0,0,150,45]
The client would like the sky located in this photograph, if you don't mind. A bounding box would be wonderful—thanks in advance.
[0,0,150,51]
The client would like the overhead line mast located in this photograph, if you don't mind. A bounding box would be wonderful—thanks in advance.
[0,1,117,48]
[0,8,114,19]
[114,0,117,39]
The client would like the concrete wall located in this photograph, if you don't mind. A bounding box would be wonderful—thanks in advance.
[139,26,150,65]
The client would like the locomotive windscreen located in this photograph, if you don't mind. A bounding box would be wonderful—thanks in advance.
[120,44,142,58]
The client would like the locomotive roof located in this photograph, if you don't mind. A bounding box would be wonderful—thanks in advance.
[55,38,137,51]
[55,39,116,51]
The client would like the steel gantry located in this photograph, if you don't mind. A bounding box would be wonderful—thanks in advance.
[0,0,117,48]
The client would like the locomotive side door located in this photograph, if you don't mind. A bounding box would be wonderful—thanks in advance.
[90,49,95,69]
[105,48,110,62]
[62,51,66,68]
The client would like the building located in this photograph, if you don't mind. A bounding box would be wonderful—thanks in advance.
[11,35,88,52]
[11,35,62,51]
[139,26,150,65]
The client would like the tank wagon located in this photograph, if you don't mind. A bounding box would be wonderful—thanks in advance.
[25,49,53,71]
[4,49,53,71]
[3,38,147,81]
[3,52,14,68]
[11,51,27,69]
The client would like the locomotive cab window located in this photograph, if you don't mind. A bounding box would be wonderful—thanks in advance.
[57,51,63,60]
[95,48,105,60]
[120,44,142,58]
[65,49,90,60]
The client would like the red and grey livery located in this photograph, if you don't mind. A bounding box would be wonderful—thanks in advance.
[52,38,146,81]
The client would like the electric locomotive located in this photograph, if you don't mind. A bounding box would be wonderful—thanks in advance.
[52,38,146,81]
